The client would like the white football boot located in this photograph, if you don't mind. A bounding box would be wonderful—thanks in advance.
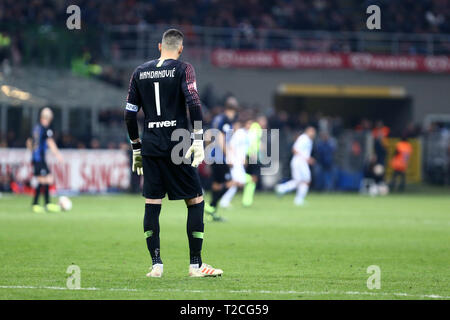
[189,263,223,277]
[146,264,163,278]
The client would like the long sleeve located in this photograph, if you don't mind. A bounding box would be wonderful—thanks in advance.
[124,70,141,141]
[181,63,203,131]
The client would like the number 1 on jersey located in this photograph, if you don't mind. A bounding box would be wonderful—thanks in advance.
[154,82,161,116]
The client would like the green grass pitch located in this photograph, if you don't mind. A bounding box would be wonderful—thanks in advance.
[0,191,449,300]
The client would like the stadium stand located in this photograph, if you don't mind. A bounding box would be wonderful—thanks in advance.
[1,0,449,189]
[3,0,449,33]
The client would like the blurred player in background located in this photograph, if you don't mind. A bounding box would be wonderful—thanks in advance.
[242,115,266,207]
[27,107,63,213]
[204,97,237,220]
[275,126,316,206]
[219,119,251,208]
[389,136,413,192]
[124,29,222,278]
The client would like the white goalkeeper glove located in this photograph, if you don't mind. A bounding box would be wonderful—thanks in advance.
[131,141,143,175]
[185,133,204,168]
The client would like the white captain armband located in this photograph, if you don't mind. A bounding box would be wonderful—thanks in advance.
[126,103,139,112]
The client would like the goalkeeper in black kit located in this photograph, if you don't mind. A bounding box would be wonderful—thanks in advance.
[124,29,223,278]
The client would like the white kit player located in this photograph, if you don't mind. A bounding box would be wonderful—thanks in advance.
[219,120,251,208]
[276,126,316,206]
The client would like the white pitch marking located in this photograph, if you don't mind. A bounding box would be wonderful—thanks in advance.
[0,285,137,292]
[0,285,448,299]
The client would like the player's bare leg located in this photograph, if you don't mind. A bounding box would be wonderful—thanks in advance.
[186,195,223,277]
[144,198,163,278]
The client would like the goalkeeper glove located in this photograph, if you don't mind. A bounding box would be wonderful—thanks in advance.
[131,140,143,175]
[185,131,204,168]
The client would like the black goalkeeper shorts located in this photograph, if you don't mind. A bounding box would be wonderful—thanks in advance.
[32,161,50,177]
[142,156,203,200]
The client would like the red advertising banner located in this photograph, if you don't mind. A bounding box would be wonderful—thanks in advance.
[0,149,130,193]
[211,49,450,73]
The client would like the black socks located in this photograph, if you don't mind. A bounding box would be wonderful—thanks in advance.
[33,184,41,205]
[144,201,205,267]
[43,184,50,205]
[210,186,227,208]
[187,201,205,267]
[33,184,50,206]
[144,203,162,265]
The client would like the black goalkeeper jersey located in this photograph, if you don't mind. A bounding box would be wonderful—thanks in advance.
[126,58,201,156]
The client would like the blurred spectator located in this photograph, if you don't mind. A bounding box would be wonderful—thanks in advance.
[372,120,390,139]
[60,134,77,148]
[314,131,337,191]
[355,118,373,133]
[389,136,413,192]
[71,49,102,77]
[0,32,11,70]
[0,133,7,148]
[374,131,387,168]
[403,122,422,138]
[0,172,12,192]
[364,155,385,185]
[361,154,388,196]
[89,138,100,149]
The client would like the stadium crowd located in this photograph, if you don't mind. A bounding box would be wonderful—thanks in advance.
[2,0,449,33]
[1,0,449,74]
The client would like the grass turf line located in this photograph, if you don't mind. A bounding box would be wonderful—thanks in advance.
[0,192,449,300]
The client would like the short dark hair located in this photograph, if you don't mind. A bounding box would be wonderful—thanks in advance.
[162,29,184,50]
